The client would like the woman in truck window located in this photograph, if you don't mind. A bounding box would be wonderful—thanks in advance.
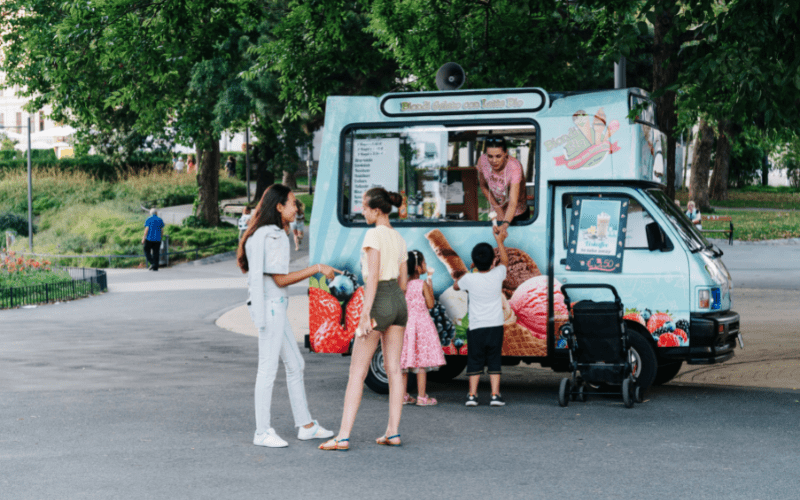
[477,136,529,238]
[320,187,409,451]
[237,184,338,448]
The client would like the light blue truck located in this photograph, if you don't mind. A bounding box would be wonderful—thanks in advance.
[307,86,742,394]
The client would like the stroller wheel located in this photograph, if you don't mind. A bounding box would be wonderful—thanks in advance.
[622,378,634,408]
[558,378,571,407]
[634,384,644,403]
[577,384,587,403]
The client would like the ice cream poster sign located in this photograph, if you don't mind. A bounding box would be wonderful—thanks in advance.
[567,197,629,273]
[545,108,621,170]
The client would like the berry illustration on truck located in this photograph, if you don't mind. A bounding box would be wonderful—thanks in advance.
[306,67,742,395]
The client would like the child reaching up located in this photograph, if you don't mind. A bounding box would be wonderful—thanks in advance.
[453,230,509,407]
[400,250,446,406]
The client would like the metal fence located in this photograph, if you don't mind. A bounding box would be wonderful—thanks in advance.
[0,267,107,309]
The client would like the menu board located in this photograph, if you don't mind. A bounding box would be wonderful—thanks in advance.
[351,138,399,214]
[566,196,629,273]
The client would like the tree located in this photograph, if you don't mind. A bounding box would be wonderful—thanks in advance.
[1,0,247,226]
[689,119,713,210]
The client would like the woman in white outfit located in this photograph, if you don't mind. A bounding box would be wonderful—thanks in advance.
[237,184,339,448]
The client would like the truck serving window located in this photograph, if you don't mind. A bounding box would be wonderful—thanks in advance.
[340,123,538,225]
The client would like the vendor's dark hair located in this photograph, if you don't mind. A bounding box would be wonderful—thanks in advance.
[407,250,425,276]
[484,135,508,152]
[471,242,495,271]
[237,184,292,273]
[365,187,403,214]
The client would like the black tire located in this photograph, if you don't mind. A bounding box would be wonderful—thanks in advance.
[622,378,633,408]
[427,355,468,383]
[577,384,587,403]
[558,378,571,407]
[365,345,389,394]
[634,384,643,404]
[626,329,657,393]
[653,360,684,386]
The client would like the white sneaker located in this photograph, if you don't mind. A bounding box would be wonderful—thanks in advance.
[297,420,335,441]
[253,428,288,448]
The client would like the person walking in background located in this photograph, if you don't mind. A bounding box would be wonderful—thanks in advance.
[187,155,196,175]
[174,156,185,173]
[400,250,446,407]
[238,207,252,240]
[237,184,338,448]
[686,200,702,230]
[319,188,408,451]
[225,155,237,178]
[453,229,509,407]
[142,208,165,271]
[289,199,305,251]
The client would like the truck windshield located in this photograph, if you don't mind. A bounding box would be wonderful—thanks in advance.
[645,188,710,252]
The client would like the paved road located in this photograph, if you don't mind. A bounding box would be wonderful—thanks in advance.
[2,238,799,499]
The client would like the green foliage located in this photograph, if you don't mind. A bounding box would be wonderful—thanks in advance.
[0,212,35,237]
[181,215,210,229]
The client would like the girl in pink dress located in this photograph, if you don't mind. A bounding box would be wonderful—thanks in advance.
[401,250,446,406]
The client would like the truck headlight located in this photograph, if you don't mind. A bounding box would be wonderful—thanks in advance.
[698,288,721,310]
[699,289,710,309]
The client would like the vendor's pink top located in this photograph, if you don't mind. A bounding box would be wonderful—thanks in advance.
[477,154,527,218]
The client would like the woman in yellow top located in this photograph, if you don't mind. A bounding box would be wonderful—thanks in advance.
[320,187,408,451]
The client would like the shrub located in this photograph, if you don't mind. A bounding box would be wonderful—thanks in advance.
[0,212,35,236]
[181,215,209,228]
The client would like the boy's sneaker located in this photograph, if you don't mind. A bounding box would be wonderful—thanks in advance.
[253,428,288,448]
[297,420,335,441]
[490,394,506,407]
[465,394,479,407]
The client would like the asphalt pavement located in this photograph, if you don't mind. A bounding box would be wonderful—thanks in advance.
[1,235,799,499]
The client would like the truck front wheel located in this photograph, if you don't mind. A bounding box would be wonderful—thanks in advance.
[653,360,683,385]
[626,329,657,392]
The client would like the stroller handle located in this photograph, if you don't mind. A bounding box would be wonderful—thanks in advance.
[560,283,622,306]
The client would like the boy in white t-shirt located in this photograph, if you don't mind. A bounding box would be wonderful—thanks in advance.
[453,230,509,407]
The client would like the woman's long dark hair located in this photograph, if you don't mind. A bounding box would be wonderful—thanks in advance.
[237,184,292,273]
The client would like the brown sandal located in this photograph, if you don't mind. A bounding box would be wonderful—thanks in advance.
[375,434,401,447]
[319,438,349,451]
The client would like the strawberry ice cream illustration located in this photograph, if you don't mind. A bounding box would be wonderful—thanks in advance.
[508,276,569,340]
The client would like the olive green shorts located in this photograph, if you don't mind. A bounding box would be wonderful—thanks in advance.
[370,281,408,331]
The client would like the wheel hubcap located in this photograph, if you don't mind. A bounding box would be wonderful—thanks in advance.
[370,347,388,384]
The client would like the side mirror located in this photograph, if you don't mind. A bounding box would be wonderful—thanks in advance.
[645,222,666,251]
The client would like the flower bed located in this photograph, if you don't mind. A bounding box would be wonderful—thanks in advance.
[1,251,106,309]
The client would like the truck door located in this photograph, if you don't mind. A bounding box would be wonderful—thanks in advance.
[551,186,691,388]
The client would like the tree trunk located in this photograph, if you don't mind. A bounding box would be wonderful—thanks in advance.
[761,155,770,186]
[282,169,297,189]
[254,144,276,204]
[195,137,221,226]
[653,1,681,199]
[682,129,692,190]
[689,119,713,211]
[709,119,731,200]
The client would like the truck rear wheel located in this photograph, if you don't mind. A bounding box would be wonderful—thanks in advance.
[427,356,467,383]
[365,345,389,394]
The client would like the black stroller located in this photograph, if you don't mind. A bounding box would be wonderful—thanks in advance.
[557,284,642,408]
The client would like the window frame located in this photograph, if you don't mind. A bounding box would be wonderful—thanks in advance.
[560,191,664,250]
[337,118,541,228]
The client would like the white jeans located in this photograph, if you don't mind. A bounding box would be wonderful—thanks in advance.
[255,296,313,433]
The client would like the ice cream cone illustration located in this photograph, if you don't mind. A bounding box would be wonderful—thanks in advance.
[593,108,607,145]
[572,110,594,144]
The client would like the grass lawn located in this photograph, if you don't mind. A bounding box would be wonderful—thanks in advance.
[702,209,800,241]
[2,169,245,267]
[676,187,800,210]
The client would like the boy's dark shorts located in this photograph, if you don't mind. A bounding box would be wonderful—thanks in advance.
[466,325,504,376]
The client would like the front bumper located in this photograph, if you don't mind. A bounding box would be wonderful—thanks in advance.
[660,310,741,364]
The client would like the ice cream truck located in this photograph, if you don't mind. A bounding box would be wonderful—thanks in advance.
[306,85,742,394]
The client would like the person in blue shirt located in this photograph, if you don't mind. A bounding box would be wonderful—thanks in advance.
[142,209,165,271]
